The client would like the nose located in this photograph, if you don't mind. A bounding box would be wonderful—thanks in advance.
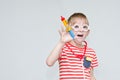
[78,27,84,32]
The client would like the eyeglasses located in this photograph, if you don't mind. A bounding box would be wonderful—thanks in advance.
[71,24,90,32]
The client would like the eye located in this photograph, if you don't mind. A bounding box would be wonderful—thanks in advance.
[83,26,88,29]
[74,25,79,28]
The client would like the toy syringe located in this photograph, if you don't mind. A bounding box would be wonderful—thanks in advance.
[61,16,75,39]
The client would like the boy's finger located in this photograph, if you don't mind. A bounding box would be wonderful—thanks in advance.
[61,24,65,32]
[58,29,62,36]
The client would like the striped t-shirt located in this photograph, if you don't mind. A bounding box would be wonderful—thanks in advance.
[58,42,98,80]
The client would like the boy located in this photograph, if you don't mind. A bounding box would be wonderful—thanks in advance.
[46,13,98,80]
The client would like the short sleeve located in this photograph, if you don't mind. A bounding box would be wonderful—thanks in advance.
[58,43,69,60]
[91,53,99,68]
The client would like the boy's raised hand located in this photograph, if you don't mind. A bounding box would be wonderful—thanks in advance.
[59,25,73,43]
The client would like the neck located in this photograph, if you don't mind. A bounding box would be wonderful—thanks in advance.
[70,41,84,48]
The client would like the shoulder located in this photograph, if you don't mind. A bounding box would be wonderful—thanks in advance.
[86,47,97,56]
[62,42,74,51]
[62,43,70,51]
[60,42,72,55]
[86,47,96,53]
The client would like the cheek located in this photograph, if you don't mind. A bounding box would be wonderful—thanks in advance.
[73,31,77,36]
[84,32,89,38]
[85,31,89,36]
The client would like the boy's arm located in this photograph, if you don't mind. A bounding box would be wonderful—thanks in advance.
[46,41,65,67]
[90,69,96,80]
[46,25,73,67]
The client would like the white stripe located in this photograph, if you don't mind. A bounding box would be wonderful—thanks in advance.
[59,65,82,68]
[60,68,85,72]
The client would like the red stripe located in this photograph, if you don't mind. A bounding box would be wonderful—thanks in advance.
[60,74,84,76]
[60,77,84,79]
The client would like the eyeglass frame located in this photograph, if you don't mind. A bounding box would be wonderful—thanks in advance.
[70,24,90,32]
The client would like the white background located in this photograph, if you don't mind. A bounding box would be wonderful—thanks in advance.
[0,0,120,80]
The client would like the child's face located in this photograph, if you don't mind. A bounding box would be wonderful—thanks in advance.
[69,17,90,44]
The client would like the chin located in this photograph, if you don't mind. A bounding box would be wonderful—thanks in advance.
[74,39,84,44]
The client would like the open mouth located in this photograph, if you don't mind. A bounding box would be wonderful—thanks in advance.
[77,34,83,37]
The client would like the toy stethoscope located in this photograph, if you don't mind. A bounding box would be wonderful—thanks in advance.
[67,41,91,68]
